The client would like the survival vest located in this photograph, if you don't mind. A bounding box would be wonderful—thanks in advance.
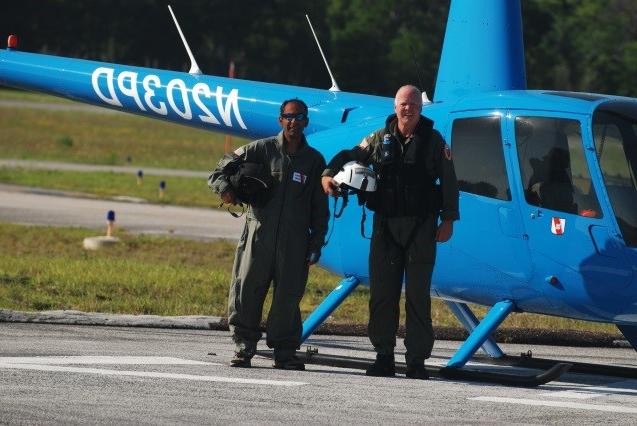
[363,116,440,217]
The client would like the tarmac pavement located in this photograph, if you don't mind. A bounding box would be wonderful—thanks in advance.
[2,322,637,425]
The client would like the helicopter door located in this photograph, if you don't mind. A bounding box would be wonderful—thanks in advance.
[507,112,631,302]
[444,113,532,302]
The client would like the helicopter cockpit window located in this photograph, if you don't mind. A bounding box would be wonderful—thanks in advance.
[515,116,601,217]
[593,101,637,247]
[451,116,511,200]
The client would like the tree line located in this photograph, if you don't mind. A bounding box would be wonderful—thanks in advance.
[2,0,637,98]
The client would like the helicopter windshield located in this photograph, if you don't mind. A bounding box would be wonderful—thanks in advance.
[592,101,637,247]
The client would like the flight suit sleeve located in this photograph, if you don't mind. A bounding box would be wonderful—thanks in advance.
[321,131,379,177]
[208,141,259,195]
[433,130,460,221]
[308,155,330,256]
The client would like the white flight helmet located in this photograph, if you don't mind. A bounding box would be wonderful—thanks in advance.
[333,161,377,193]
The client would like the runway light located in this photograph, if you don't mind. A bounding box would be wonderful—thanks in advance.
[137,169,143,186]
[106,210,116,237]
[159,180,166,199]
[7,35,18,49]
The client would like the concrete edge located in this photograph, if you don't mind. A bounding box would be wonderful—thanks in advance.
[0,309,630,348]
[0,309,226,330]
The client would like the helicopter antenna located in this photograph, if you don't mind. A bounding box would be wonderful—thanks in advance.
[408,42,425,91]
[408,42,430,104]
[305,14,340,92]
[168,5,202,75]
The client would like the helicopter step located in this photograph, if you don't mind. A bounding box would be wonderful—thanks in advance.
[255,348,571,387]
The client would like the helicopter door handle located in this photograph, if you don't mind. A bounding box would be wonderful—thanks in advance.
[530,209,543,219]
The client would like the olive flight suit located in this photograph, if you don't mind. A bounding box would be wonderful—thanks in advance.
[209,131,329,359]
[323,114,459,365]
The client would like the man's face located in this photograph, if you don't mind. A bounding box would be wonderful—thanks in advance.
[279,101,308,141]
[394,88,422,129]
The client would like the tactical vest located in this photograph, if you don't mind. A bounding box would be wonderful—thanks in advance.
[364,119,438,217]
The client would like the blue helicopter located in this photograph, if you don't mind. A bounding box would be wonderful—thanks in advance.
[2,0,637,384]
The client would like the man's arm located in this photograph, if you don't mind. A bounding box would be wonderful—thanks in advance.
[308,156,330,265]
[321,132,377,196]
[208,143,254,204]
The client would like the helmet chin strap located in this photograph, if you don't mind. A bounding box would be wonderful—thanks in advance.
[333,187,349,218]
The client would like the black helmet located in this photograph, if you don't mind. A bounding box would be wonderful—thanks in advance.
[229,162,273,207]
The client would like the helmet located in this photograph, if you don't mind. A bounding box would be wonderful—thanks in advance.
[229,162,273,206]
[333,161,377,192]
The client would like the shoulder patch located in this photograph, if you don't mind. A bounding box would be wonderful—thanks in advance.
[233,147,245,157]
[358,135,372,149]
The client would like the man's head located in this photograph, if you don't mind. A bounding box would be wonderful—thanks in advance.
[394,85,422,133]
[279,99,309,143]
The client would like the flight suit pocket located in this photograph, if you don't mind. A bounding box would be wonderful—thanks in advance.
[408,217,437,265]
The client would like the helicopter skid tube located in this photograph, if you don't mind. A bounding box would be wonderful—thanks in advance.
[255,349,571,387]
[475,353,637,379]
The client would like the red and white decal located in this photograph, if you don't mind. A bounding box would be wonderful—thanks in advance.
[292,171,307,184]
[551,217,566,235]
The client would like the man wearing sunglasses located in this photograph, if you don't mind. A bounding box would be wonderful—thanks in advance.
[209,99,328,371]
[321,85,459,380]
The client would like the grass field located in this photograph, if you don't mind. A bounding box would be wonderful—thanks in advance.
[0,88,244,207]
[0,222,620,335]
[0,167,221,208]
[0,89,244,171]
[0,88,77,103]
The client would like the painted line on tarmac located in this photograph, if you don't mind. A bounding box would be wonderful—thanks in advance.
[540,380,637,400]
[539,390,599,399]
[0,356,216,365]
[0,362,308,387]
[470,396,637,414]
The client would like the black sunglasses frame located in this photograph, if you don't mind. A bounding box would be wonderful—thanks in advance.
[281,113,307,121]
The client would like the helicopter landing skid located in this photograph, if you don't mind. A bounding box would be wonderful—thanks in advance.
[474,351,637,379]
[255,347,571,387]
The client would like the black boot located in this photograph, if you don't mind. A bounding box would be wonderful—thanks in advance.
[273,355,305,371]
[230,348,254,368]
[273,348,305,371]
[365,354,395,377]
[405,361,429,380]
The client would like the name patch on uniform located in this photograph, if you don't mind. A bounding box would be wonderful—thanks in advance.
[292,171,307,184]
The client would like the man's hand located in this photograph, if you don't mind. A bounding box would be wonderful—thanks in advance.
[436,219,454,242]
[321,176,340,196]
[306,251,320,266]
[221,189,237,205]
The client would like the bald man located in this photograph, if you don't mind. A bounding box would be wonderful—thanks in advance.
[321,85,459,379]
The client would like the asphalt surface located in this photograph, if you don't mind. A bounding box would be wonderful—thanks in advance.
[2,322,637,425]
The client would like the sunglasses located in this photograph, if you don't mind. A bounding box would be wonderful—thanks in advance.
[281,112,307,121]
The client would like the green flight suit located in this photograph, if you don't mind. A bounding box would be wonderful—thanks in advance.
[209,131,329,358]
[323,114,459,365]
